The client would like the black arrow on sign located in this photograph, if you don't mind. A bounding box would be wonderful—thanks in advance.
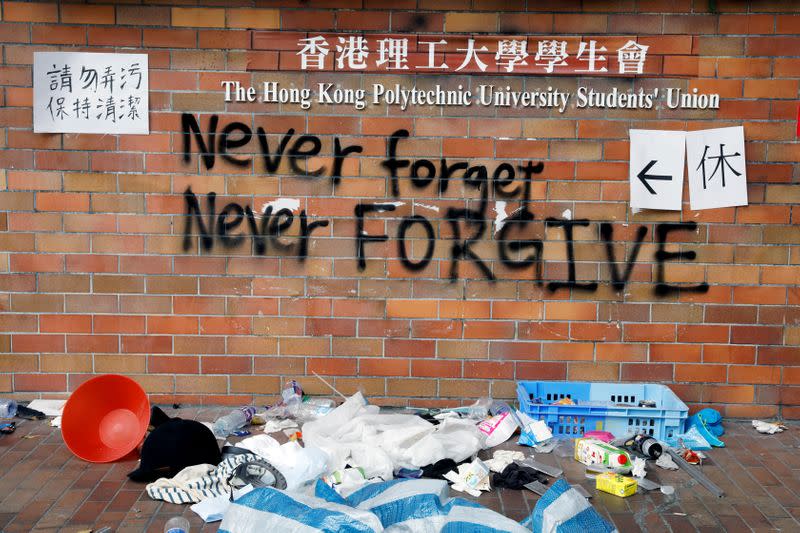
[637,160,672,195]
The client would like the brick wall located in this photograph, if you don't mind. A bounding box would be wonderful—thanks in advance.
[1,0,798,418]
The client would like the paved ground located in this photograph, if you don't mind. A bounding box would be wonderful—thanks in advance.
[0,406,798,532]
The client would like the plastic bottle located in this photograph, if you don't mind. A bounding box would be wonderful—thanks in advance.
[212,406,256,437]
[0,400,17,418]
[164,516,190,533]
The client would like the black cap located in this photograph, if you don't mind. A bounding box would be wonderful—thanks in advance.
[128,418,221,482]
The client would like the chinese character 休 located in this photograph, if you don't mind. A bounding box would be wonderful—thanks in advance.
[696,144,742,190]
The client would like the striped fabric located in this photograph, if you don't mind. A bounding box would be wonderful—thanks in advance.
[146,453,263,504]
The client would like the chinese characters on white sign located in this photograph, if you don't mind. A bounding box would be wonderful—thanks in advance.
[629,126,747,211]
[33,52,149,134]
[686,126,747,210]
[297,36,648,74]
[629,130,686,211]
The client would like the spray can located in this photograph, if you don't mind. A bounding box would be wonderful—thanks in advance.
[629,434,663,459]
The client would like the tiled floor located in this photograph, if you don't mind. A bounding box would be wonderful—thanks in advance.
[0,406,798,532]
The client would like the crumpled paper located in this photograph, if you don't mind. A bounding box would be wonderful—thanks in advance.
[631,456,646,478]
[655,453,679,471]
[483,450,526,473]
[752,420,787,434]
[444,459,491,497]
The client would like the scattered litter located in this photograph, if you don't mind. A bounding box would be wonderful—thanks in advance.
[517,410,553,447]
[752,419,787,434]
[575,438,632,473]
[631,456,646,478]
[0,399,17,418]
[163,516,190,533]
[16,404,45,420]
[517,457,563,479]
[478,411,519,448]
[129,418,221,483]
[303,392,482,479]
[656,453,679,471]
[665,426,712,450]
[191,485,254,523]
[583,430,614,443]
[524,480,549,496]
[527,479,615,533]
[0,422,16,434]
[26,399,66,417]
[553,438,574,458]
[660,485,675,495]
[624,434,663,459]
[484,449,525,473]
[494,463,550,490]
[687,410,725,447]
[444,459,491,497]
[596,472,637,497]
[665,448,724,498]
[533,439,558,454]
[262,419,298,434]
[212,406,256,438]
[680,448,701,465]
[636,477,660,491]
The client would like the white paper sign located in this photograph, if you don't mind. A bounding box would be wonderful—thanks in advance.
[686,126,747,210]
[34,52,148,134]
[629,129,686,211]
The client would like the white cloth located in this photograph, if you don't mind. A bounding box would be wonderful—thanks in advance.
[484,450,525,473]
[302,392,483,479]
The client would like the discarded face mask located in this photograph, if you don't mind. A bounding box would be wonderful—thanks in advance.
[752,419,787,434]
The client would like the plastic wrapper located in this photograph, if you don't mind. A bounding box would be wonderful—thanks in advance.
[302,393,482,478]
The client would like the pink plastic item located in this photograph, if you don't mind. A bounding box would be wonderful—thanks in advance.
[584,430,615,443]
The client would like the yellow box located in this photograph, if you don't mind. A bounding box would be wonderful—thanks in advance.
[595,472,637,497]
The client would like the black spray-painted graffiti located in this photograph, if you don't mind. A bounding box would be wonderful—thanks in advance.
[181,113,708,296]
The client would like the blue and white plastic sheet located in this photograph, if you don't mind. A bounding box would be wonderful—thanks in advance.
[219,478,533,532]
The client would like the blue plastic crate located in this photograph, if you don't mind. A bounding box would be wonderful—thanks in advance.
[516,381,688,440]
